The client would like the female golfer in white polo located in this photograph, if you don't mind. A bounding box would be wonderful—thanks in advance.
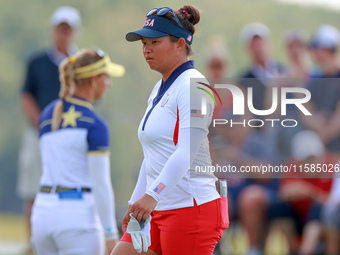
[31,48,124,255]
[112,5,229,255]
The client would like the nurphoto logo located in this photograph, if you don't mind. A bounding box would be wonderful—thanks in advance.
[194,78,312,128]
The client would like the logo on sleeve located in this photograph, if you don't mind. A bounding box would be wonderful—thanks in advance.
[191,109,204,118]
[153,182,166,194]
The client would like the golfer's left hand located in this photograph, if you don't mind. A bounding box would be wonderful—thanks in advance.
[128,194,157,222]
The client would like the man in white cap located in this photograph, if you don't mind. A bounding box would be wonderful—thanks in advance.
[17,6,81,254]
[239,23,286,112]
[302,24,340,155]
[237,23,286,255]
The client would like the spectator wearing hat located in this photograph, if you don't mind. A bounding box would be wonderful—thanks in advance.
[273,30,311,166]
[238,23,286,113]
[232,23,285,255]
[203,36,231,255]
[302,25,340,155]
[268,130,338,255]
[17,6,81,254]
[204,36,232,119]
[205,36,229,80]
[284,29,310,79]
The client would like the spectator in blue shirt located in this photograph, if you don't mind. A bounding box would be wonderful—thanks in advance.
[302,25,340,154]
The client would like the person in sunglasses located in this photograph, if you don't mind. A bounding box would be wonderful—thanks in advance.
[31,48,125,255]
[111,5,229,255]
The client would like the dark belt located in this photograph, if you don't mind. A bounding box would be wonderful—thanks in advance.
[40,186,92,193]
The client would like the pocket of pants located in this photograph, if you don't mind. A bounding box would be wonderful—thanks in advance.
[217,196,229,230]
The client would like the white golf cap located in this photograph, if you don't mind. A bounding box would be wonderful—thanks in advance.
[291,130,324,161]
[310,25,340,50]
[240,23,270,44]
[50,6,81,30]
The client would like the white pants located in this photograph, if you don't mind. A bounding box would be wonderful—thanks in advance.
[31,193,105,255]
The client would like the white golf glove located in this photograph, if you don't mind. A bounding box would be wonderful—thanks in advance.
[127,213,152,253]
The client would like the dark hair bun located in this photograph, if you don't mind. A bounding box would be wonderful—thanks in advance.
[179,5,200,25]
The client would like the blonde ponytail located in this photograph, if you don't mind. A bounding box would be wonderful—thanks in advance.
[51,58,75,131]
[51,49,104,131]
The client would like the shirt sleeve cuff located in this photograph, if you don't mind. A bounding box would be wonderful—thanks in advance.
[146,190,160,202]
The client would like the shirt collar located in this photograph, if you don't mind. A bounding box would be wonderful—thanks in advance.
[47,45,78,66]
[64,96,94,110]
[252,61,278,77]
[158,60,195,96]
[141,60,195,131]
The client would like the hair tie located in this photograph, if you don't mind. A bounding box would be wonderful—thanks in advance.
[69,56,77,64]
[181,9,189,15]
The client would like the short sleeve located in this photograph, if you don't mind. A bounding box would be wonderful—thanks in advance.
[22,59,37,95]
[87,119,110,152]
[307,79,317,103]
[176,79,214,132]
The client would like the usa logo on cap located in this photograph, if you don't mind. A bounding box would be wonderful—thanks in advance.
[144,18,155,27]
[187,34,192,42]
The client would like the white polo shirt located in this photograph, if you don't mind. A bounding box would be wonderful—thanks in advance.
[138,61,220,211]
[39,96,110,187]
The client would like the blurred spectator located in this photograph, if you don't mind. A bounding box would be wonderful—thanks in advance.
[302,25,340,155]
[17,6,81,254]
[274,30,311,164]
[284,29,310,79]
[205,35,229,79]
[204,36,230,255]
[231,23,285,255]
[239,22,286,113]
[322,169,340,255]
[204,36,231,118]
[268,130,338,255]
[212,112,277,255]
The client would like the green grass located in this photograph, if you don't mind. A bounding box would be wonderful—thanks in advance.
[0,214,28,255]
[0,214,26,241]
[0,213,289,255]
